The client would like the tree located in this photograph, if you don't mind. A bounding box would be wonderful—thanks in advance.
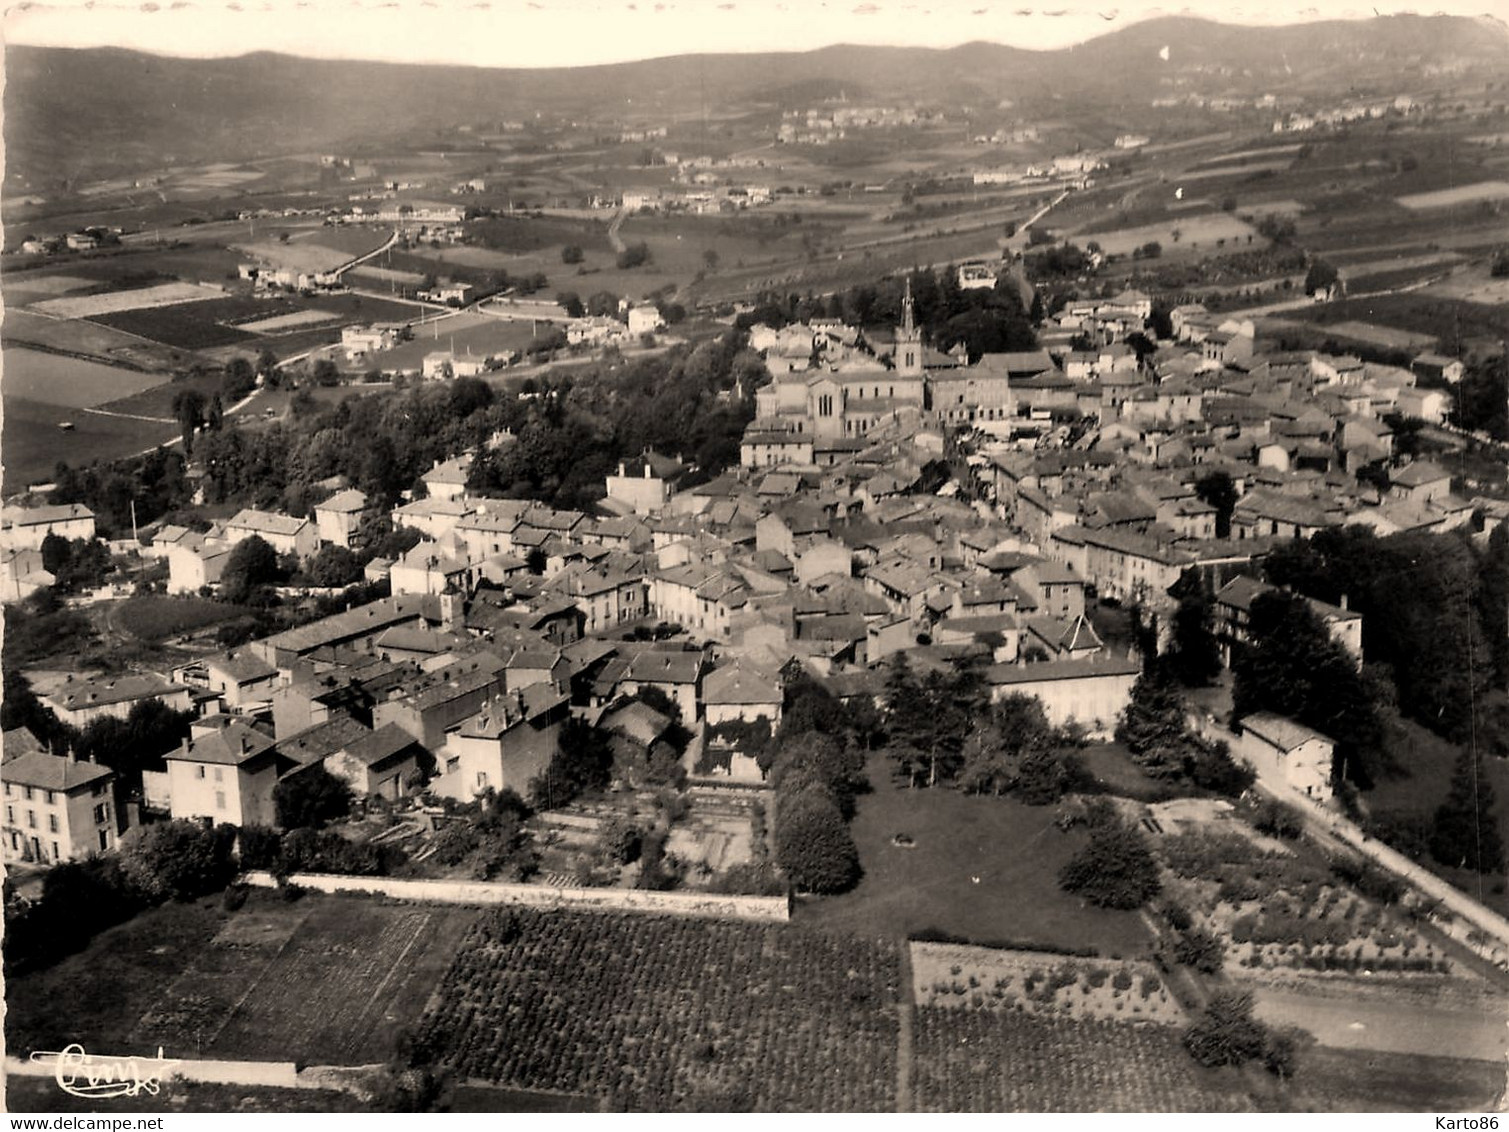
[1167,569,1221,687]
[586,290,620,317]
[172,389,206,455]
[1058,804,1161,909]
[532,717,613,809]
[561,244,584,265]
[312,358,341,387]
[119,821,236,902]
[616,242,652,270]
[1116,669,1190,776]
[1194,471,1239,539]
[306,544,362,588]
[774,785,860,893]
[220,534,281,604]
[769,731,867,818]
[1233,590,1385,786]
[959,694,1056,797]
[555,291,585,318]
[1430,749,1506,874]
[1453,355,1509,440]
[1173,928,1225,974]
[1304,258,1340,296]
[274,765,353,830]
[1183,991,1270,1067]
[223,356,256,402]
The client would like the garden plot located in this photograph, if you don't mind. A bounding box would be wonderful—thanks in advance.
[663,791,759,873]
[1314,320,1442,351]
[31,281,224,319]
[233,238,353,275]
[911,942,1183,1026]
[1397,181,1509,210]
[1156,826,1450,979]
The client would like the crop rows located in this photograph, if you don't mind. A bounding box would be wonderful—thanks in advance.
[412,909,902,1111]
[912,1008,1252,1112]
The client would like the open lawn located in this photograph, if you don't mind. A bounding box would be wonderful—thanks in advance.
[1,347,170,408]
[113,595,256,642]
[798,754,1153,956]
[1078,213,1261,257]
[2,394,177,493]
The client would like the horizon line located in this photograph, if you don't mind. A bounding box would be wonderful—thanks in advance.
[5,3,1501,72]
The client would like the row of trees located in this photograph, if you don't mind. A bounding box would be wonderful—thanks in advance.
[884,657,1083,802]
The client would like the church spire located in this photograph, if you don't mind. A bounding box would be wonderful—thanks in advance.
[896,275,922,378]
[902,276,915,337]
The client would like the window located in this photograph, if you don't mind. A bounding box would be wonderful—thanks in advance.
[26,811,36,829]
[45,790,56,806]
[53,841,60,861]
[47,814,58,834]
[24,786,34,802]
[196,766,206,779]
[3,783,11,798]
[99,830,109,851]
[94,803,109,825]
[215,791,226,811]
[476,772,489,788]
[214,767,223,783]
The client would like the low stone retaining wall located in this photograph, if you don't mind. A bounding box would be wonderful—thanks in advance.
[241,870,790,922]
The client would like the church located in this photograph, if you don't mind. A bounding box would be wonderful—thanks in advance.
[747,280,1018,465]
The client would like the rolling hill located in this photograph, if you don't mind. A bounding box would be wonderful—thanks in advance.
[5,13,1507,189]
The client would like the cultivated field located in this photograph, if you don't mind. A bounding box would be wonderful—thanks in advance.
[238,309,341,333]
[1396,181,1509,210]
[1,347,170,408]
[1307,321,1441,351]
[412,907,903,1111]
[233,236,365,274]
[912,1008,1250,1112]
[31,281,224,318]
[1,273,96,302]
[353,315,545,373]
[132,897,476,1064]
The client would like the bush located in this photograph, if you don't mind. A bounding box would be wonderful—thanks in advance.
[119,820,237,902]
[1253,798,1305,840]
[1058,806,1162,910]
[274,765,354,831]
[775,786,861,894]
[1173,928,1226,974]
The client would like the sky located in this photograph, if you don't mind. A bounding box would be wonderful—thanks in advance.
[3,0,1504,68]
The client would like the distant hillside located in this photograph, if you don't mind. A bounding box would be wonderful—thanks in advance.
[5,14,1507,188]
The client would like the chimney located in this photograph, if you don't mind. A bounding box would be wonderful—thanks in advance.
[1340,593,1348,611]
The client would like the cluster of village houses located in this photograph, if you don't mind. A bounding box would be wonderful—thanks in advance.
[1,279,1497,871]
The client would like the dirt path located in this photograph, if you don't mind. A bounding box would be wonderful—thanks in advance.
[895,942,915,1113]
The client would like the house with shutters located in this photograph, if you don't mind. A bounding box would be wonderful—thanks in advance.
[164,722,281,828]
[2,751,117,864]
